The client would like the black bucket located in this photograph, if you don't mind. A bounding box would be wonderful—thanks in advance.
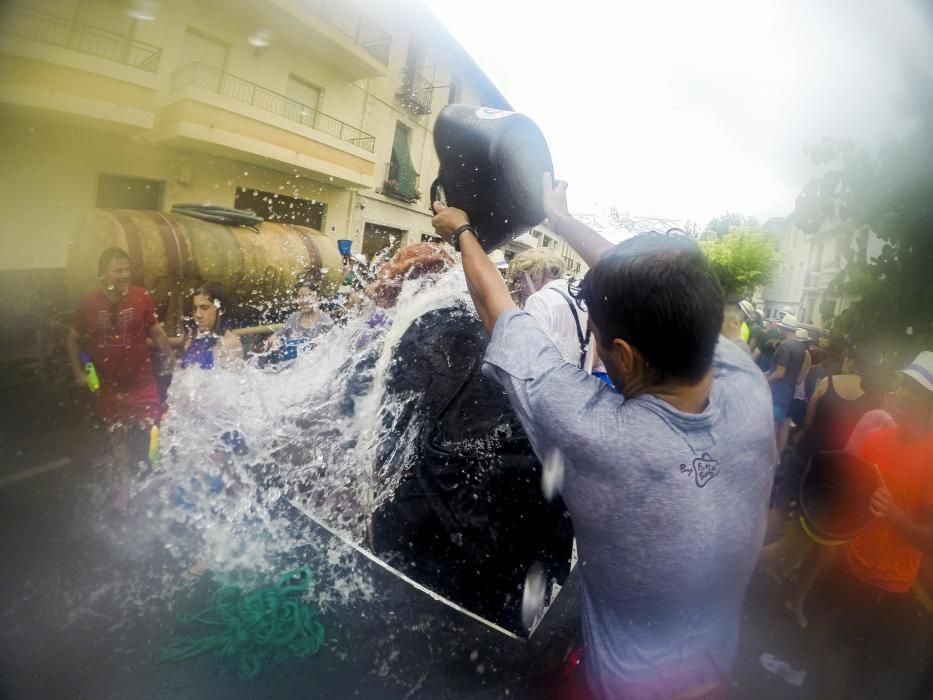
[798,450,881,542]
[431,104,553,251]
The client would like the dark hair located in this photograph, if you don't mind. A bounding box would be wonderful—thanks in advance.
[98,247,130,275]
[191,281,229,332]
[847,346,886,397]
[293,273,322,294]
[575,232,724,385]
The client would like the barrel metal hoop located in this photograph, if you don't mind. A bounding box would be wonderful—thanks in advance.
[110,210,145,287]
[289,225,322,273]
[153,211,190,281]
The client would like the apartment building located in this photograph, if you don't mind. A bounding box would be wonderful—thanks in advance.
[0,0,512,347]
[500,226,588,280]
[759,216,882,327]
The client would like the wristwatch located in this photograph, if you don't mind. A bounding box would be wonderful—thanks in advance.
[450,223,477,252]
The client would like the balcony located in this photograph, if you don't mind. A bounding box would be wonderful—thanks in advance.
[0,6,161,130]
[396,70,435,115]
[0,5,161,73]
[382,162,420,203]
[161,63,376,188]
[170,63,375,153]
[296,0,391,65]
[264,0,390,79]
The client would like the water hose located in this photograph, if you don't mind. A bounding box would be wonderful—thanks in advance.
[161,566,325,679]
[171,204,265,228]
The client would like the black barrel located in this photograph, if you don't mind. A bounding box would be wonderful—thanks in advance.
[799,450,881,542]
[432,104,553,251]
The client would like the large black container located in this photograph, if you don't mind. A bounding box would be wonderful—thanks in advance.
[799,450,881,542]
[432,104,553,251]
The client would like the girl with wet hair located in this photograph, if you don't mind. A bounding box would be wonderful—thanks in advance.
[180,282,243,369]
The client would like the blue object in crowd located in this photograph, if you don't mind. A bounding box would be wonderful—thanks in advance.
[337,239,353,256]
[220,430,249,456]
[592,371,617,391]
[181,334,217,369]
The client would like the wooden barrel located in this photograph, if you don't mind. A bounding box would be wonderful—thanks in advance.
[66,210,342,333]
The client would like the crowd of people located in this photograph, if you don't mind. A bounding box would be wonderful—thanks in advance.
[64,171,932,698]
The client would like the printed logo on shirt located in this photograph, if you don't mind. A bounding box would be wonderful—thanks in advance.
[680,453,720,488]
[96,307,135,347]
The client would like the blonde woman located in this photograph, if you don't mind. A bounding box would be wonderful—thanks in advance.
[508,247,595,372]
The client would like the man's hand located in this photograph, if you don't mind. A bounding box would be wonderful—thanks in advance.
[431,202,470,244]
[542,172,570,223]
[869,484,904,522]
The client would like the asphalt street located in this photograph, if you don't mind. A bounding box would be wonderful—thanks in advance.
[1,379,931,699]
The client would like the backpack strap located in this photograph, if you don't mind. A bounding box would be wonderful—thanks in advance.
[548,285,591,370]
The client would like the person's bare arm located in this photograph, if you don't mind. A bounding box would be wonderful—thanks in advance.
[871,492,933,554]
[803,376,829,430]
[431,203,515,334]
[65,326,87,387]
[148,323,175,374]
[541,173,613,268]
[795,351,812,386]
[767,364,786,383]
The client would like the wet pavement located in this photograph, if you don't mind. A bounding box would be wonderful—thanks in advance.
[1,379,931,699]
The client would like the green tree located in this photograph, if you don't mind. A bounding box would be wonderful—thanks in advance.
[702,212,758,239]
[792,70,933,360]
[699,227,776,299]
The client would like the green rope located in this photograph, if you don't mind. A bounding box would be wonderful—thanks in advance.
[162,566,326,680]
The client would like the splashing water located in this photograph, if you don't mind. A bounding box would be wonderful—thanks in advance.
[127,266,477,602]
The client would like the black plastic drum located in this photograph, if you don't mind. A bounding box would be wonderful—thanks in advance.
[799,450,881,542]
[432,104,553,251]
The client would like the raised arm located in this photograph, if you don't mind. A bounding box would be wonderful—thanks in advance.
[431,203,515,335]
[541,173,614,268]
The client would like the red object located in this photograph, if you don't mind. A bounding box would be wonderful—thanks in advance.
[846,427,933,592]
[73,286,163,428]
[95,381,163,431]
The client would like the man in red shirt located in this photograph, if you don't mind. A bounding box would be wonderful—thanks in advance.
[66,248,174,505]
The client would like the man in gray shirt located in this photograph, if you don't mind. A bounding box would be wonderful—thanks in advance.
[431,173,776,698]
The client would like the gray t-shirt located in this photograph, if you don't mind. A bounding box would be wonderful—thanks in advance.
[772,338,806,390]
[279,310,334,343]
[483,309,776,697]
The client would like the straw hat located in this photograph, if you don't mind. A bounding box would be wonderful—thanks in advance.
[779,313,799,331]
[795,328,811,342]
[899,351,933,393]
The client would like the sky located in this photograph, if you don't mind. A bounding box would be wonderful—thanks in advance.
[423,0,933,230]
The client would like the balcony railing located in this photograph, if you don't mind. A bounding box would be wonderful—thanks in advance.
[383,162,420,203]
[395,70,434,115]
[171,63,376,153]
[0,5,161,73]
[295,0,391,65]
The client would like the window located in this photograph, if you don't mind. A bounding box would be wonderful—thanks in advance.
[234,187,325,230]
[404,40,423,80]
[75,0,133,37]
[362,222,404,260]
[181,28,227,71]
[385,123,419,203]
[286,75,322,128]
[97,174,163,209]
